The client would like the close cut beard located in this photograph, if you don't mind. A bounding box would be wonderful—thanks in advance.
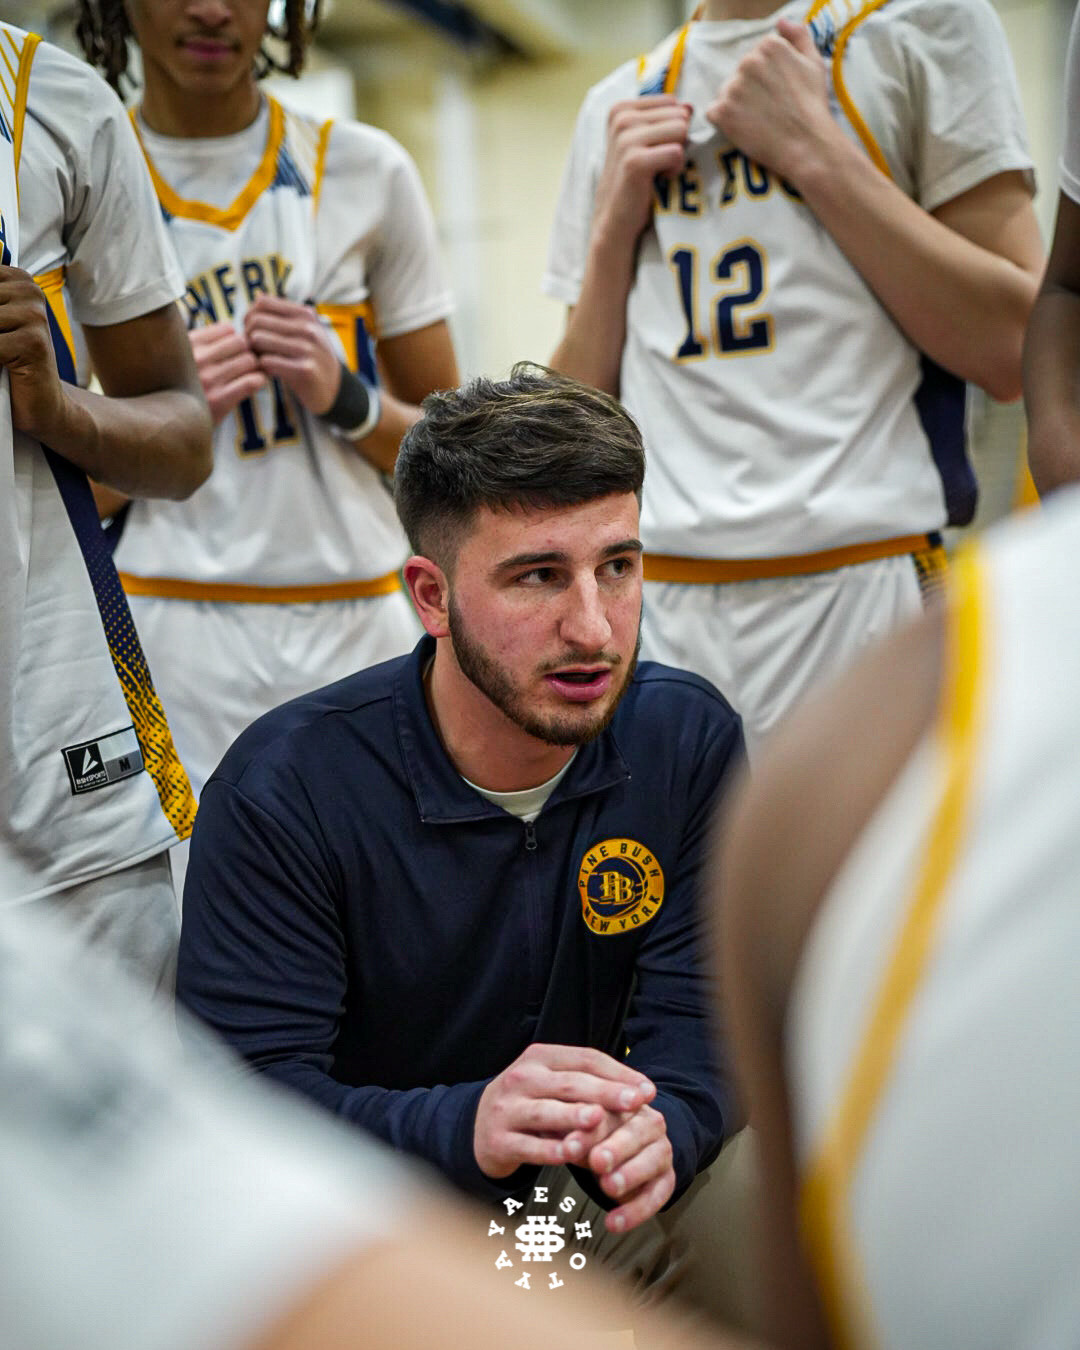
[447,597,639,747]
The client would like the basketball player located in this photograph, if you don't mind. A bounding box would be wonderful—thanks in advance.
[77,0,459,800]
[715,485,1080,1347]
[1023,0,1080,497]
[545,0,1043,753]
[1,21,212,992]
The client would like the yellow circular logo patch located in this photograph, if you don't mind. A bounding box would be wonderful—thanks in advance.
[577,838,664,936]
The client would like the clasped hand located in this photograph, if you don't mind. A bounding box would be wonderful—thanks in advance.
[189,294,341,424]
[474,1043,676,1234]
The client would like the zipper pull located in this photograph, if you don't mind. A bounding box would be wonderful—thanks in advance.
[524,820,537,852]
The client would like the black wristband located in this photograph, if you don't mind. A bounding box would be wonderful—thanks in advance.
[323,363,380,441]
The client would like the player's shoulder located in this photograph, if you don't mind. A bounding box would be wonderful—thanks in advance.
[22,32,131,168]
[320,114,417,179]
[25,32,123,119]
[576,56,642,125]
[211,650,408,793]
[863,0,1007,44]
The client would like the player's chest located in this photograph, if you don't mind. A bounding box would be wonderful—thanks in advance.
[167,189,318,327]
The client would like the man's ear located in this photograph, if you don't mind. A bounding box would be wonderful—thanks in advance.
[403,555,450,637]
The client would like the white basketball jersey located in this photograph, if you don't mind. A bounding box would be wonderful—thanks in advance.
[787,489,1080,1349]
[0,26,196,905]
[544,0,1033,561]
[114,99,451,597]
[0,900,410,1350]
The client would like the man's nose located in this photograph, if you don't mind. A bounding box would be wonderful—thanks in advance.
[559,576,613,652]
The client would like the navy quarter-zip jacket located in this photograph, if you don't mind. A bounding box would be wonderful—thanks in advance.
[179,637,744,1203]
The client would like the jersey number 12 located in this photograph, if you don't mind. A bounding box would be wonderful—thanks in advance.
[668,240,773,361]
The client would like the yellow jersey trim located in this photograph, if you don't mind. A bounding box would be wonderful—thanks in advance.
[0,26,22,122]
[130,97,287,231]
[4,27,40,191]
[640,2,893,178]
[643,532,930,583]
[313,117,333,211]
[34,265,75,362]
[119,569,403,605]
[315,300,376,372]
[826,0,893,177]
[798,542,988,1350]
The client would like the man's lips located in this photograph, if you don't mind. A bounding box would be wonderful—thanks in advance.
[543,668,613,702]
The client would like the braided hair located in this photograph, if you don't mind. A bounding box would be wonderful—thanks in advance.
[75,0,322,94]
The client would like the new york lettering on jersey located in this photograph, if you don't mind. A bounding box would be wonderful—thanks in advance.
[631,0,975,567]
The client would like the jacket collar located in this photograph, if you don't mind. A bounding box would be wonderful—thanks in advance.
[393,637,631,825]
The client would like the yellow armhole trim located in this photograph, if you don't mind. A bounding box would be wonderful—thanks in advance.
[34,265,75,361]
[11,29,40,190]
[799,542,988,1350]
[313,118,333,211]
[314,301,375,373]
[130,98,287,231]
[831,0,892,177]
[802,0,893,177]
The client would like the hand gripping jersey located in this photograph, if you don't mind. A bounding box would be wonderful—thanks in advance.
[0,27,196,905]
[543,0,1034,572]
[787,490,1080,1349]
[113,98,452,600]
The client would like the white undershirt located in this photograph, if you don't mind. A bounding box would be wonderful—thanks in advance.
[462,753,578,823]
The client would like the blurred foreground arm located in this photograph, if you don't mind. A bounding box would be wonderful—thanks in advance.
[715,606,944,1348]
[1023,190,1080,495]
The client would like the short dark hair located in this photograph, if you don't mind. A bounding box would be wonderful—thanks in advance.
[76,0,320,94]
[394,363,645,565]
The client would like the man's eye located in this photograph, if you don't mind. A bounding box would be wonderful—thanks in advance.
[517,567,555,585]
[603,557,633,577]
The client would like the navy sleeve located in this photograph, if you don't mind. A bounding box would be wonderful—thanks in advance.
[178,771,512,1198]
[622,704,746,1200]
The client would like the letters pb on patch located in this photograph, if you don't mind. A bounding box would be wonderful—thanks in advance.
[577,837,664,936]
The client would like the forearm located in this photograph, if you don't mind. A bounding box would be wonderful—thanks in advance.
[343,388,421,476]
[1022,286,1080,495]
[550,222,639,397]
[798,138,1037,400]
[260,1059,524,1199]
[44,382,211,500]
